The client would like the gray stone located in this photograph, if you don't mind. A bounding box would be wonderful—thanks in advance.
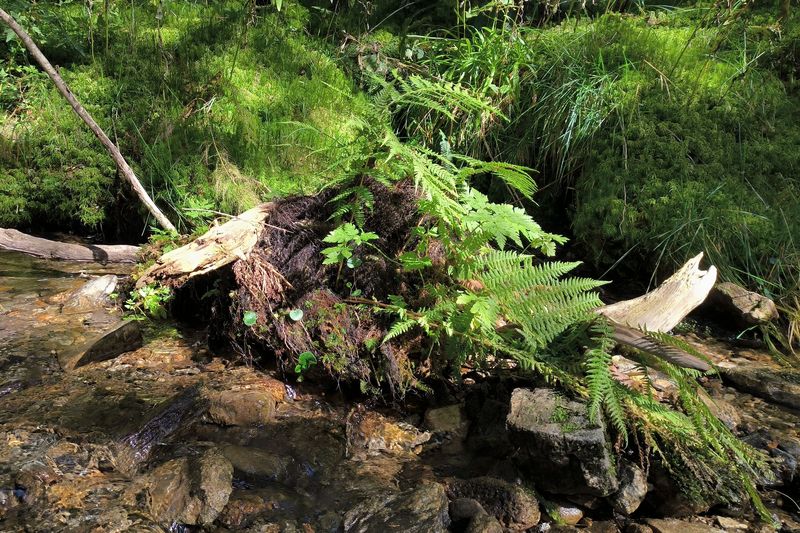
[506,388,618,496]
[705,282,778,327]
[447,476,540,530]
[343,482,449,533]
[610,460,648,515]
[62,275,117,310]
[58,320,143,371]
[723,365,800,410]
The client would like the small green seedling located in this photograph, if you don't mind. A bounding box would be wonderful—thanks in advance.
[295,351,317,381]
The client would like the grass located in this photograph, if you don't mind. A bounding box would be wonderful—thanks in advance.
[0,0,372,235]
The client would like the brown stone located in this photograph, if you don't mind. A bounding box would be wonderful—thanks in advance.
[207,389,276,426]
[646,518,724,533]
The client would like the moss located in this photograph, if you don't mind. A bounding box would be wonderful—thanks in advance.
[0,1,373,233]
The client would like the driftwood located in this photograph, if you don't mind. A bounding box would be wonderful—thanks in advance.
[598,253,717,371]
[0,228,140,263]
[136,204,272,288]
[0,8,176,233]
[598,253,717,333]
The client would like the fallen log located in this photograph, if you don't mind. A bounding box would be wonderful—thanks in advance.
[136,203,272,288]
[0,228,140,263]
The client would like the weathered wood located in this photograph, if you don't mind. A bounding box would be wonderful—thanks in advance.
[0,8,176,233]
[598,253,717,333]
[0,228,140,263]
[136,204,272,288]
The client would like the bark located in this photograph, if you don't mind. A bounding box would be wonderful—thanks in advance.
[136,204,272,288]
[0,228,140,263]
[0,8,177,233]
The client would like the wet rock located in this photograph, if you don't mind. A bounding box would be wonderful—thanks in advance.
[625,525,653,533]
[14,459,61,502]
[466,511,504,533]
[115,385,209,475]
[207,389,276,426]
[552,502,584,525]
[722,365,800,410]
[449,497,485,522]
[643,463,714,517]
[705,282,778,327]
[220,444,297,485]
[58,320,143,371]
[218,487,301,529]
[645,518,723,533]
[345,405,430,458]
[589,521,620,532]
[610,460,648,515]
[699,391,740,431]
[343,482,449,533]
[506,388,618,496]
[714,516,748,530]
[61,275,117,310]
[446,476,540,530]
[127,447,233,527]
[424,404,468,435]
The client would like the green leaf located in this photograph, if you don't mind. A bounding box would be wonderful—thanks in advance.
[298,351,317,367]
[243,310,258,327]
[289,309,304,321]
[275,0,283,11]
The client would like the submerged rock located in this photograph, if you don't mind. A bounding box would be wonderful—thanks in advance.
[207,389,276,426]
[115,385,209,475]
[446,476,540,530]
[704,282,778,327]
[506,388,618,496]
[58,320,143,371]
[61,274,117,310]
[126,447,233,527]
[343,482,449,533]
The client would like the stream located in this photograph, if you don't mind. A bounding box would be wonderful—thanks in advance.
[1,251,800,532]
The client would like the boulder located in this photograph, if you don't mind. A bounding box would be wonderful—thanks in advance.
[506,388,618,496]
[206,389,276,426]
[58,320,143,371]
[446,476,540,530]
[704,282,778,327]
[343,482,449,533]
[610,460,649,515]
[345,405,430,458]
[127,447,233,527]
